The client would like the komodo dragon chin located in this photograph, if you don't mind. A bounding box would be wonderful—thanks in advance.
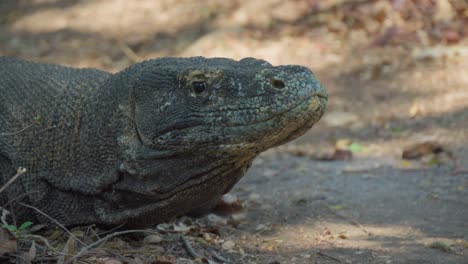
[0,56,327,227]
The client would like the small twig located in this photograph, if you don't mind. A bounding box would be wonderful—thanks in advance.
[87,226,101,240]
[0,122,37,136]
[2,191,40,209]
[8,203,17,229]
[118,42,142,63]
[321,202,371,235]
[317,252,342,263]
[106,250,139,264]
[95,221,127,238]
[180,235,218,264]
[20,239,46,253]
[180,234,202,259]
[23,234,67,255]
[0,167,27,194]
[65,229,162,264]
[12,253,30,264]
[18,203,87,247]
[0,207,10,226]
[210,250,229,263]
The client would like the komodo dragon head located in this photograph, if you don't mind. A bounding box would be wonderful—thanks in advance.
[96,57,327,226]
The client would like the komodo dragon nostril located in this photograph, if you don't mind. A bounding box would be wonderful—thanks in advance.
[271,78,285,89]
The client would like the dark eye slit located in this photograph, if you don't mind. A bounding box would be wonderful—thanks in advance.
[192,81,206,94]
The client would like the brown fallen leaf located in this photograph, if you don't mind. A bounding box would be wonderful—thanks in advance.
[98,257,122,264]
[155,255,177,264]
[285,147,307,157]
[221,240,236,250]
[338,232,348,239]
[409,102,424,117]
[213,195,243,215]
[57,235,76,263]
[0,228,17,256]
[21,240,36,263]
[143,234,163,244]
[312,149,353,161]
[175,258,194,264]
[443,29,461,43]
[402,142,444,159]
[199,226,220,236]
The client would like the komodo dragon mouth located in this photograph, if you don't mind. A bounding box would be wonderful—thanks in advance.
[135,91,327,143]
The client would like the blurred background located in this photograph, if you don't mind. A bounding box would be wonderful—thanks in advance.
[0,1,467,263]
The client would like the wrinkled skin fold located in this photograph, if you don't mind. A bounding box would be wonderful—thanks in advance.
[0,56,327,227]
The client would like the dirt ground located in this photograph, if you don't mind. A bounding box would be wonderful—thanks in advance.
[0,1,467,263]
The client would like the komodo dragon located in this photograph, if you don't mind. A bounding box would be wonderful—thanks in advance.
[0,56,327,227]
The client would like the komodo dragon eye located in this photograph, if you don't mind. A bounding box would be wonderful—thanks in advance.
[192,81,206,94]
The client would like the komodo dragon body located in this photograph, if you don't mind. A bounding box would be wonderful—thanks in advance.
[0,57,327,227]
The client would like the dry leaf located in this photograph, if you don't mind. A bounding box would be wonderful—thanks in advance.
[175,258,193,264]
[335,139,352,149]
[173,222,190,232]
[199,226,220,236]
[315,149,353,161]
[429,241,452,252]
[214,194,243,215]
[434,0,455,22]
[155,255,177,264]
[285,146,307,157]
[66,235,76,256]
[409,103,424,117]
[143,234,163,244]
[22,240,36,262]
[329,204,345,210]
[399,160,413,167]
[221,240,235,250]
[255,224,266,231]
[202,232,215,243]
[231,213,247,221]
[338,232,348,239]
[443,29,461,43]
[46,229,63,241]
[57,235,76,264]
[402,142,444,159]
[98,257,122,264]
[71,230,85,238]
[0,228,17,256]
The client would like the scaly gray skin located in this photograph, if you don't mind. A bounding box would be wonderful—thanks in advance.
[0,56,327,227]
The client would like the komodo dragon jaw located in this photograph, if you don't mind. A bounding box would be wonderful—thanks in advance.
[0,56,327,227]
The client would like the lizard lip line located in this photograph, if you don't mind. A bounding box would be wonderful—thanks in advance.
[220,93,327,128]
[313,92,328,100]
[137,93,327,146]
